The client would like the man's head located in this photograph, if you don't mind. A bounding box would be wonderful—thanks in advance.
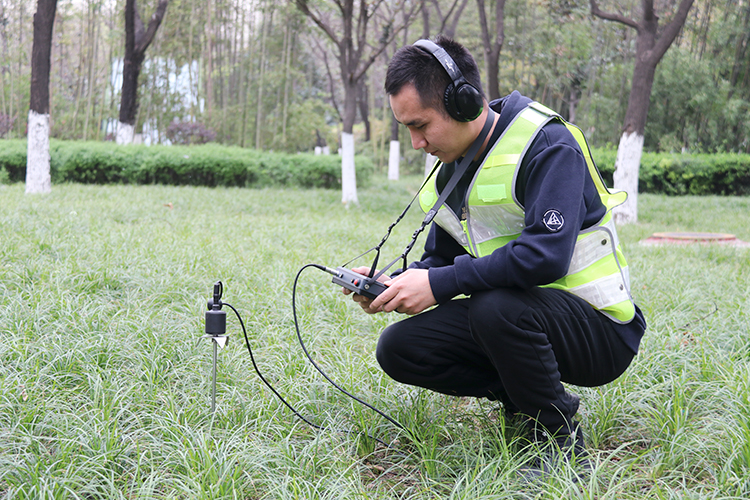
[386,37,488,163]
[385,36,485,120]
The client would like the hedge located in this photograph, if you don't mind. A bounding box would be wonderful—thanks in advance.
[591,148,750,196]
[4,139,750,195]
[0,140,373,189]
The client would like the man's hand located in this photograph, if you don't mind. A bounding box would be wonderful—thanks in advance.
[341,266,384,314]
[341,267,436,315]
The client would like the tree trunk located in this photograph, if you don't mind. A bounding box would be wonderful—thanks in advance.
[281,22,293,145]
[358,83,370,142]
[117,0,168,144]
[0,0,8,121]
[240,0,256,148]
[388,140,400,181]
[205,0,214,124]
[295,0,419,205]
[614,48,657,223]
[255,8,267,150]
[425,153,438,177]
[26,0,58,195]
[476,0,506,100]
[388,111,400,180]
[590,0,694,224]
[341,132,357,204]
[729,3,750,93]
[70,9,86,138]
[341,76,358,204]
[83,0,99,141]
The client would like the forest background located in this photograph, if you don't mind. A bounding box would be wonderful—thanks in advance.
[2,0,750,172]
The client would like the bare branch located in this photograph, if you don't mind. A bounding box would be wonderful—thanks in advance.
[295,0,341,46]
[442,0,469,38]
[652,0,695,62]
[313,36,343,122]
[589,0,640,30]
[439,0,461,28]
[353,0,420,81]
[476,0,491,49]
[354,0,369,71]
[137,0,169,53]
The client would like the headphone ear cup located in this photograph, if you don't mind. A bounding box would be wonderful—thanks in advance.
[444,82,483,122]
[454,83,483,122]
[443,83,461,121]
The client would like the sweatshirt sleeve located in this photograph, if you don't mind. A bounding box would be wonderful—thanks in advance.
[426,123,604,303]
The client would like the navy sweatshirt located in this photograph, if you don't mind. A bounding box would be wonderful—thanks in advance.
[409,91,646,353]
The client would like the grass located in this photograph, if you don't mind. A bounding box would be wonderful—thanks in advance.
[1,179,750,498]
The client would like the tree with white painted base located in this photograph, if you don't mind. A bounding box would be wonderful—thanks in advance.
[387,115,400,181]
[388,140,400,181]
[117,0,169,145]
[590,0,694,224]
[26,0,58,194]
[296,0,419,205]
[424,153,438,177]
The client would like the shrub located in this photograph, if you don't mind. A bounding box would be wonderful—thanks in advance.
[8,138,750,195]
[0,139,373,189]
[51,141,151,184]
[590,148,750,196]
[0,140,28,182]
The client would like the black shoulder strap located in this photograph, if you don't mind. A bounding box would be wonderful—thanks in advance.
[371,108,496,281]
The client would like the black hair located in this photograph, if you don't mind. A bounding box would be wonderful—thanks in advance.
[384,35,484,118]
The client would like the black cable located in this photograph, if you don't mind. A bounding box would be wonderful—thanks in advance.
[294,264,407,433]
[223,301,323,432]
[225,290,403,450]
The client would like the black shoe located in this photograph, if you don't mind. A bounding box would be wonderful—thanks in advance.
[517,423,591,483]
[569,392,580,416]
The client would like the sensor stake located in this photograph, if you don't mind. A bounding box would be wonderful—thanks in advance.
[200,281,229,413]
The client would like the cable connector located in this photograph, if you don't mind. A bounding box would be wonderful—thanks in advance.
[205,281,226,337]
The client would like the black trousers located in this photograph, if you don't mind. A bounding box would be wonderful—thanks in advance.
[376,286,635,435]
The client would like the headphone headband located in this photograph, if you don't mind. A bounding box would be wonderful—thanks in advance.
[413,40,463,85]
[413,39,483,122]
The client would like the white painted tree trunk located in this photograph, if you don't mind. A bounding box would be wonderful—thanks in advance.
[388,140,400,181]
[425,153,438,177]
[613,131,644,225]
[25,110,51,194]
[341,132,358,205]
[116,121,134,145]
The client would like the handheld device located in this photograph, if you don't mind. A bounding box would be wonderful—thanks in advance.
[323,266,388,299]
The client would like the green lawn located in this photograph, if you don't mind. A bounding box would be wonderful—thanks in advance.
[1,180,749,499]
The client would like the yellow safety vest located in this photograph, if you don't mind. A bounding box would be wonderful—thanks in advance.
[418,102,635,323]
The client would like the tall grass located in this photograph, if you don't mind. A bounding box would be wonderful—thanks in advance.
[1,180,750,499]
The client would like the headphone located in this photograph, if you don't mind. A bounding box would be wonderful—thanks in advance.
[413,39,484,122]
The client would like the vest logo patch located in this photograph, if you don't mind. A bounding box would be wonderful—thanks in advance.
[543,209,564,232]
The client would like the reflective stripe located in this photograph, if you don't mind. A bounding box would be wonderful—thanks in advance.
[568,217,620,276]
[568,266,631,309]
[434,207,469,246]
[420,188,437,209]
[469,205,525,243]
[486,154,521,168]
